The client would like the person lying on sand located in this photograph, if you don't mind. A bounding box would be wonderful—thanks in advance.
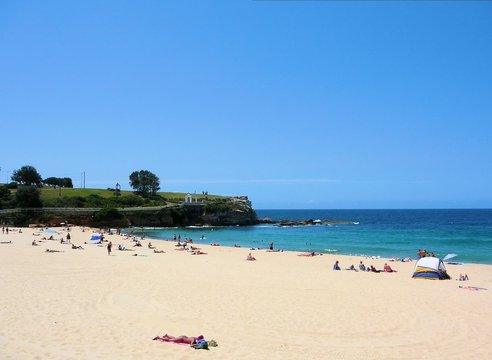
[153,334,204,347]
[246,252,256,261]
[190,250,207,255]
[298,252,322,257]
[0,241,13,244]
[71,244,84,250]
[118,244,134,251]
[153,249,165,253]
[45,249,63,253]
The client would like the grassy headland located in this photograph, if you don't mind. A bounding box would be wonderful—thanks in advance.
[0,186,256,227]
[38,187,225,208]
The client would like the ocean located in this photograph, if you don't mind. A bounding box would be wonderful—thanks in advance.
[134,209,492,264]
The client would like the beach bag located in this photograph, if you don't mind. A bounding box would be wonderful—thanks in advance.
[194,340,209,350]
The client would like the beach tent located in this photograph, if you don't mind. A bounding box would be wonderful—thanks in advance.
[90,235,102,241]
[412,257,450,280]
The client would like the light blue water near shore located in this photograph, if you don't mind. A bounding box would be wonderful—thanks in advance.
[135,209,492,264]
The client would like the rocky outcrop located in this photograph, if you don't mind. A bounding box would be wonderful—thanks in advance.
[278,219,352,226]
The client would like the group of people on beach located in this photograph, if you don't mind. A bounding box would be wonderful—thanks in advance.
[333,260,397,273]
[417,249,436,258]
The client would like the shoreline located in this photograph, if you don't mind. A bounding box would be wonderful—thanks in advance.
[124,224,492,266]
[1,226,491,359]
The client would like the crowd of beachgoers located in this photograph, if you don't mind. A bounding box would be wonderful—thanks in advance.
[1,225,473,282]
[1,224,406,280]
[1,224,490,360]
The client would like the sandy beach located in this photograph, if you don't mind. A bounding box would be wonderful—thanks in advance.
[1,226,491,360]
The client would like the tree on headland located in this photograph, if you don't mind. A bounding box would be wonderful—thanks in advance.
[15,186,42,208]
[11,165,43,187]
[129,170,160,198]
[43,177,73,188]
[0,185,12,209]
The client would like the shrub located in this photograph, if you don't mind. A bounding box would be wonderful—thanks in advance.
[93,207,123,222]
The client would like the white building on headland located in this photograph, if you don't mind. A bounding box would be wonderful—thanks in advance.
[184,193,197,203]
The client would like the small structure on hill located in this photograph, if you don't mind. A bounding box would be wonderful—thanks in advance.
[184,193,197,203]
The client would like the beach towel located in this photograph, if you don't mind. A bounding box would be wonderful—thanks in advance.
[459,286,487,291]
[153,336,189,346]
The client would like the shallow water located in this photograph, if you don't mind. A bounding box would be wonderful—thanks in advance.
[130,209,492,264]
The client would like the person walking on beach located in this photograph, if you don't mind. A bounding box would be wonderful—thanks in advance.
[107,241,112,256]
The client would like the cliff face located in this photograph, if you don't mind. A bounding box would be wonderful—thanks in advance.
[121,204,257,227]
[0,203,258,228]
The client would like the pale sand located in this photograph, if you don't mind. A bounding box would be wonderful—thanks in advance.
[1,227,491,360]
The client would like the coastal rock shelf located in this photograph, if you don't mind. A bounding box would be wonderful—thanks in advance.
[258,218,352,226]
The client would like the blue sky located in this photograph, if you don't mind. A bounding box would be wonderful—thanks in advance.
[1,1,491,209]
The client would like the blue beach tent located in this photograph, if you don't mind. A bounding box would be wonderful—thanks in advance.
[412,257,450,280]
[90,235,102,241]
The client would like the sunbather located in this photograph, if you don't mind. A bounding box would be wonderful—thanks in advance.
[246,252,256,261]
[118,244,133,251]
[191,250,207,255]
[298,252,321,257]
[45,249,63,253]
[383,263,396,272]
[370,265,381,273]
[346,264,358,271]
[153,334,204,346]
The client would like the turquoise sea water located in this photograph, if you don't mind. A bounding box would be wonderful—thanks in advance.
[135,209,492,264]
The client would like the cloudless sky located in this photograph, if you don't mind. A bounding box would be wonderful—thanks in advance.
[1,0,491,209]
